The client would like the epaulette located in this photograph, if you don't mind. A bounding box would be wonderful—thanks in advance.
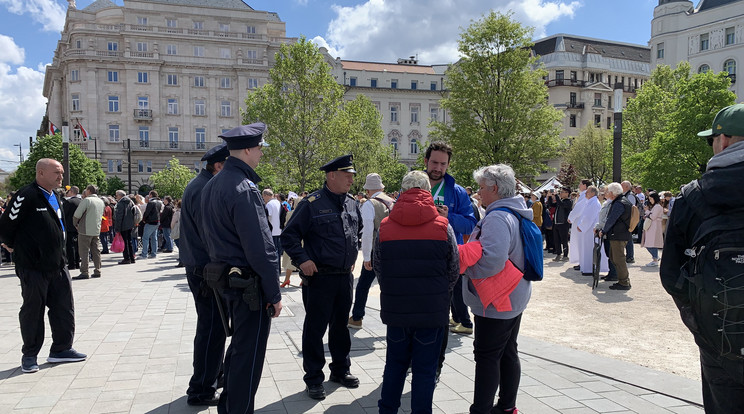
[307,193,321,203]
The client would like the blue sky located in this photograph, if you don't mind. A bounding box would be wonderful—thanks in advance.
[0,0,660,171]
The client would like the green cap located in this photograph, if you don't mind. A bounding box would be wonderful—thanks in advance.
[698,104,744,137]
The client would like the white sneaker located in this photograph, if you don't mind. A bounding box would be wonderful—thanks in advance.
[645,261,658,267]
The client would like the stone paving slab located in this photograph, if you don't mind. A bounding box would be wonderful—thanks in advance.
[0,251,704,413]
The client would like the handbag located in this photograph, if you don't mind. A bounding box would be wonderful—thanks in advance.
[111,232,125,253]
[643,217,652,231]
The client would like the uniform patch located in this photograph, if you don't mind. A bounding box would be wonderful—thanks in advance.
[36,208,47,212]
[236,178,256,193]
[319,209,333,214]
[9,198,23,220]
[308,194,319,203]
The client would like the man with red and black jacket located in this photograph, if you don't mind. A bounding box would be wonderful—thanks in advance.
[0,158,86,374]
[374,170,459,414]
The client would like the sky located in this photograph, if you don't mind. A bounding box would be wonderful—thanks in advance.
[0,0,661,171]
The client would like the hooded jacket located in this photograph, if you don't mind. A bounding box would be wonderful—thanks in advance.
[436,172,478,244]
[463,195,533,320]
[373,188,459,328]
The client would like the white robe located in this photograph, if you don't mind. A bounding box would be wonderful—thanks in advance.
[576,196,606,273]
[567,190,587,264]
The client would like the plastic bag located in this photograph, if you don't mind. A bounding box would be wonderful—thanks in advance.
[111,232,124,253]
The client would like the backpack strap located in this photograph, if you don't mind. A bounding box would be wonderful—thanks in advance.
[371,196,393,212]
[475,207,519,240]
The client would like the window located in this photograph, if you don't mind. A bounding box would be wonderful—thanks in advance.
[137,71,149,83]
[700,33,709,51]
[607,117,612,130]
[247,25,256,34]
[220,101,231,117]
[724,59,737,75]
[391,79,398,89]
[138,96,149,109]
[555,70,564,83]
[569,114,576,127]
[166,44,177,55]
[430,81,437,91]
[246,50,258,59]
[167,74,178,85]
[137,42,148,52]
[698,64,710,73]
[597,73,603,82]
[410,139,418,155]
[219,23,230,32]
[220,77,231,88]
[75,39,81,49]
[410,106,419,124]
[430,107,438,121]
[411,81,417,90]
[138,160,153,173]
[108,125,120,142]
[108,159,123,173]
[371,78,377,88]
[248,78,258,89]
[593,93,602,107]
[570,71,577,81]
[166,19,177,28]
[594,114,601,127]
[108,95,119,112]
[391,138,398,153]
[193,21,203,30]
[569,92,577,106]
[220,48,231,59]
[70,69,79,82]
[107,71,119,82]
[194,46,205,57]
[167,98,178,114]
[656,42,664,59]
[390,105,398,123]
[726,27,735,45]
[71,94,80,111]
[195,128,206,149]
[107,41,118,51]
[194,76,205,87]
[194,99,206,116]
[139,126,149,147]
[168,127,179,148]
[137,16,147,25]
[349,77,357,86]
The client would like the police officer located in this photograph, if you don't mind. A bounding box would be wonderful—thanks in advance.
[281,154,363,400]
[180,143,229,406]
[200,123,282,414]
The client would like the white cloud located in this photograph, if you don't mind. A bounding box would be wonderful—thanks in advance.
[0,34,25,65]
[0,0,67,32]
[318,0,581,63]
[0,61,47,170]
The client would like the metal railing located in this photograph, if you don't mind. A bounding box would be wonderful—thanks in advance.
[125,140,222,152]
[133,109,152,120]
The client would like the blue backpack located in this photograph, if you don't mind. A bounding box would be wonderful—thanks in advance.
[480,207,544,281]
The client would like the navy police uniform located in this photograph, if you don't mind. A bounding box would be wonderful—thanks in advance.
[200,123,281,414]
[281,155,363,399]
[180,143,229,406]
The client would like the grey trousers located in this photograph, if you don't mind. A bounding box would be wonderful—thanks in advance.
[78,234,101,276]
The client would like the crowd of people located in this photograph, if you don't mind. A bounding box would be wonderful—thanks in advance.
[1,103,743,414]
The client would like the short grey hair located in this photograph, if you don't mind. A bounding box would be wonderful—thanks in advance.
[473,164,516,199]
[401,170,431,192]
[115,189,126,197]
[607,182,623,196]
[262,188,274,197]
[586,186,598,197]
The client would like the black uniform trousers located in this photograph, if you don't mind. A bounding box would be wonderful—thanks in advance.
[17,266,75,357]
[218,287,271,414]
[553,223,570,257]
[66,231,80,269]
[186,267,226,403]
[301,272,353,385]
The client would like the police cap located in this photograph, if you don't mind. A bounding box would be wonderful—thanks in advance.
[319,154,356,173]
[219,122,270,150]
[201,142,229,164]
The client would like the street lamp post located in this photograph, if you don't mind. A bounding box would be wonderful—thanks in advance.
[62,122,70,186]
[613,84,623,182]
[13,143,22,163]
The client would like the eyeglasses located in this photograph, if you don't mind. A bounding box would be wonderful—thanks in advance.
[708,133,731,146]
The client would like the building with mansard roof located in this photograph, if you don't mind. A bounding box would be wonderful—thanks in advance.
[42,0,290,190]
[650,0,742,99]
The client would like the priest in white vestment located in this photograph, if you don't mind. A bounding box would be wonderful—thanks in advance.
[567,180,589,264]
[576,187,605,274]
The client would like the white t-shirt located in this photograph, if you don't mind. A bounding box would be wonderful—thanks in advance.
[266,198,282,236]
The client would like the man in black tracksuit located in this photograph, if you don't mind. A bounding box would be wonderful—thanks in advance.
[552,187,573,261]
[0,158,87,373]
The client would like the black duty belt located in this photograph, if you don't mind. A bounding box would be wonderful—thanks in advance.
[316,266,351,275]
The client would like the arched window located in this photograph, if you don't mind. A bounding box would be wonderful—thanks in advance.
[391,138,398,153]
[698,64,710,73]
[724,59,736,75]
[410,138,418,155]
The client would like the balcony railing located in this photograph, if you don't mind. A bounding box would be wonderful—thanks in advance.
[545,79,587,87]
[125,140,221,152]
[133,109,152,121]
[566,102,585,109]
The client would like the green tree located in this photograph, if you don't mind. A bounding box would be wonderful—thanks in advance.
[564,125,613,185]
[431,11,562,182]
[149,157,195,199]
[10,134,105,191]
[104,176,126,195]
[243,37,406,193]
[623,62,735,191]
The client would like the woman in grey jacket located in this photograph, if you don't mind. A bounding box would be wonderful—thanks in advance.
[463,164,533,414]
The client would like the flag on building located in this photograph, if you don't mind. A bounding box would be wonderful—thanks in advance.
[48,121,60,136]
[77,121,89,140]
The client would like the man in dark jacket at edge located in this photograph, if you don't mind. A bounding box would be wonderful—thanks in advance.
[113,190,136,264]
[598,182,632,291]
[0,158,87,374]
[660,104,744,413]
[179,143,229,406]
[374,170,459,414]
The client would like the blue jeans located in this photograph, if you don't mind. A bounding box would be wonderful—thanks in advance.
[100,231,110,253]
[625,238,634,260]
[272,236,282,277]
[162,227,173,251]
[379,326,445,414]
[141,223,158,257]
[647,247,659,260]
[604,239,617,277]
[351,266,376,321]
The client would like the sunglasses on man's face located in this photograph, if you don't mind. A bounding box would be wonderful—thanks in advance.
[708,133,731,146]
